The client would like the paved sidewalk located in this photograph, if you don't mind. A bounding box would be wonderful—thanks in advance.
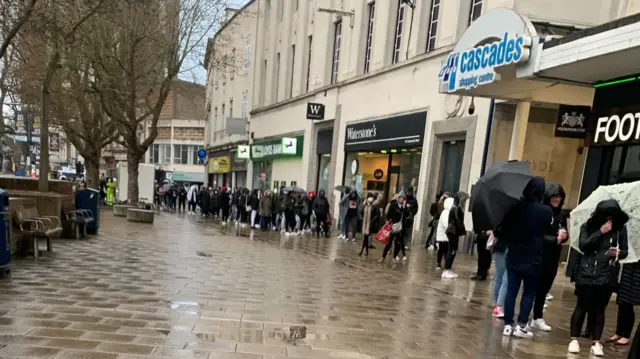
[0,212,630,359]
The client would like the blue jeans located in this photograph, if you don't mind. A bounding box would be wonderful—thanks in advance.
[493,251,508,306]
[504,260,541,327]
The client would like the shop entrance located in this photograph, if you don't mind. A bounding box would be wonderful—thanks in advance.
[438,140,466,194]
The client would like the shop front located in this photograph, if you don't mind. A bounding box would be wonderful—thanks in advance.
[171,171,205,184]
[342,112,426,206]
[231,145,250,189]
[207,153,231,187]
[315,129,333,192]
[250,135,304,190]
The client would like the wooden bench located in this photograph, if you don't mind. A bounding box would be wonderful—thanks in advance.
[13,206,62,258]
[62,205,95,239]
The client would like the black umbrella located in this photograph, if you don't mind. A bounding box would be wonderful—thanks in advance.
[471,160,533,231]
[283,185,306,194]
[334,185,350,193]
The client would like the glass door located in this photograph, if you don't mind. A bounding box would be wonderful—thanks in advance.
[439,140,466,194]
[387,166,401,201]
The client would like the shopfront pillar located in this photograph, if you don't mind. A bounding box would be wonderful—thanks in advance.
[508,101,531,160]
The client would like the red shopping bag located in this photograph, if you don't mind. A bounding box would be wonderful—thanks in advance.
[375,221,392,244]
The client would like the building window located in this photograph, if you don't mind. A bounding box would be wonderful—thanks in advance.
[295,0,298,12]
[275,52,281,101]
[229,99,233,118]
[243,39,251,70]
[364,2,375,73]
[192,146,200,165]
[469,0,482,24]
[241,91,247,118]
[392,0,405,64]
[150,144,160,164]
[222,103,226,133]
[160,144,171,165]
[289,44,295,99]
[426,0,440,52]
[261,59,267,105]
[331,21,342,84]
[173,145,189,164]
[306,35,312,92]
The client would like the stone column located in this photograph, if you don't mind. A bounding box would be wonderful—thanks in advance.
[508,101,531,160]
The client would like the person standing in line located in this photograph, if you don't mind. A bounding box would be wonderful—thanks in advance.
[312,189,330,238]
[219,187,231,225]
[283,191,297,236]
[568,199,628,356]
[490,228,508,318]
[607,261,640,346]
[531,184,568,332]
[378,192,408,262]
[249,189,260,228]
[344,191,360,242]
[271,188,281,231]
[238,188,249,228]
[187,184,198,214]
[259,189,274,230]
[177,185,187,213]
[425,191,443,250]
[471,230,492,281]
[359,193,380,256]
[435,193,451,269]
[404,187,419,249]
[502,177,553,339]
[440,195,466,279]
[301,191,314,234]
[337,188,350,240]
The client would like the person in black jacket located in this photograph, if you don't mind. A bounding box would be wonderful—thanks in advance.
[312,189,330,238]
[471,230,492,281]
[568,199,629,356]
[425,191,443,250]
[177,185,187,213]
[219,187,231,225]
[404,187,419,249]
[501,177,553,339]
[608,261,640,346]
[378,192,409,263]
[249,189,260,228]
[531,183,568,332]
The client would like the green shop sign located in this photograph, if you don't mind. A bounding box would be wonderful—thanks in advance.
[251,136,303,161]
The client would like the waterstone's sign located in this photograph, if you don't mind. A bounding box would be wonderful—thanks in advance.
[592,108,640,146]
[344,112,427,152]
[347,126,377,141]
[439,32,532,93]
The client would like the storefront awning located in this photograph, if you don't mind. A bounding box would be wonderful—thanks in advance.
[537,13,640,85]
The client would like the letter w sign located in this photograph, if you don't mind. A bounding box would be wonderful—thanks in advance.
[306,102,325,120]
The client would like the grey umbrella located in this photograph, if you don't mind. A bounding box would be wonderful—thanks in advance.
[283,185,306,194]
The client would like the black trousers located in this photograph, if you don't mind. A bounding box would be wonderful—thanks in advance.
[533,261,559,319]
[221,207,229,221]
[178,200,186,212]
[425,222,437,248]
[285,210,296,232]
[616,303,636,338]
[345,214,358,239]
[475,236,492,277]
[360,234,371,255]
[301,214,311,230]
[436,242,448,267]
[570,286,613,340]
[445,237,459,270]
[188,200,197,212]
[316,214,328,237]
[382,233,405,259]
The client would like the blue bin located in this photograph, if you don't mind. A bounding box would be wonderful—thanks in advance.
[0,189,11,278]
[75,189,100,234]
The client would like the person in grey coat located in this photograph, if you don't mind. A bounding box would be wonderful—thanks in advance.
[338,188,351,240]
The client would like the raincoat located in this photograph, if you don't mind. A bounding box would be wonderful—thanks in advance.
[106,181,117,205]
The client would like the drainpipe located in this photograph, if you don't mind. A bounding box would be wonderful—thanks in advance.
[479,99,496,176]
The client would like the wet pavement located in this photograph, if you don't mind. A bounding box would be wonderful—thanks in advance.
[0,211,633,358]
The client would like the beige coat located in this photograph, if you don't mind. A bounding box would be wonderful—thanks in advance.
[362,199,381,235]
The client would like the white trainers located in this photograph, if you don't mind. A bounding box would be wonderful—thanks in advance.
[503,325,513,336]
[285,232,291,236]
[568,339,580,354]
[591,342,604,357]
[441,271,457,279]
[514,325,534,339]
[531,318,552,332]
[546,293,554,301]
[544,303,548,309]
[402,256,407,261]
[394,256,400,262]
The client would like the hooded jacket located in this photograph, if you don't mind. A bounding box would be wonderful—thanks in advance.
[405,187,419,226]
[339,189,351,221]
[542,183,568,264]
[187,185,198,202]
[361,196,381,235]
[501,176,553,267]
[312,190,330,217]
[436,197,455,243]
[259,190,273,217]
[219,189,230,210]
[576,199,629,287]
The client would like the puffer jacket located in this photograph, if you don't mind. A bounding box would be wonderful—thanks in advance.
[436,198,454,243]
[312,190,330,217]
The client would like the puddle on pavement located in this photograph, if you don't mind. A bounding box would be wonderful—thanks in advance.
[195,251,212,258]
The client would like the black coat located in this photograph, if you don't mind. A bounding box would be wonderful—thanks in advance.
[386,200,407,224]
[542,184,568,264]
[575,224,628,287]
[617,262,640,305]
[219,192,230,210]
[313,196,330,217]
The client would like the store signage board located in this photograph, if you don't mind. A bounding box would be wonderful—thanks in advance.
[439,32,531,93]
[237,145,250,159]
[251,136,303,161]
[306,103,325,120]
[555,105,590,139]
[344,112,427,152]
[208,156,231,173]
[591,105,640,146]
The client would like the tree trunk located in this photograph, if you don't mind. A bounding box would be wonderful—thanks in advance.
[39,54,60,192]
[84,152,100,190]
[127,150,140,205]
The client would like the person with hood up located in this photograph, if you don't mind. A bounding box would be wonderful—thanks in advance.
[219,187,231,225]
[379,192,409,262]
[437,195,465,279]
[301,191,314,234]
[178,185,187,213]
[272,188,284,231]
[337,188,351,240]
[283,191,298,236]
[344,191,360,242]
[404,187,419,249]
[210,188,220,219]
[249,189,260,228]
[237,188,250,227]
[568,199,628,356]
[359,192,381,256]
[435,193,451,269]
[313,189,330,238]
[500,177,553,339]
[187,184,198,214]
[106,178,116,207]
[425,191,444,250]
[530,183,568,332]
[259,190,274,230]
[200,187,211,216]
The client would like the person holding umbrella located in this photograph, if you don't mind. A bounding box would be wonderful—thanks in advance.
[568,199,629,356]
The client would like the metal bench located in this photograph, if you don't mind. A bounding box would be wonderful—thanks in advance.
[14,206,62,258]
[63,208,95,239]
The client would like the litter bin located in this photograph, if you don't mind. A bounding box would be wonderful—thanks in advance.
[0,189,11,278]
[76,188,100,235]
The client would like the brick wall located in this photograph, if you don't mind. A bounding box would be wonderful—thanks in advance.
[174,83,206,121]
[157,127,172,139]
[174,127,204,140]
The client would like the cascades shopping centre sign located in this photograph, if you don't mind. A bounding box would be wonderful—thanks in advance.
[439,32,532,93]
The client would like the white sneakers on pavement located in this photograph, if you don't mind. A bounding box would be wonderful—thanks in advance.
[503,325,513,336]
[531,318,552,332]
[591,342,604,357]
[441,270,458,279]
[546,293,554,301]
[568,339,580,354]
[514,325,534,339]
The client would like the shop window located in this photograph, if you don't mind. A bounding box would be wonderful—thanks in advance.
[316,154,331,192]
[393,149,422,193]
[253,161,273,190]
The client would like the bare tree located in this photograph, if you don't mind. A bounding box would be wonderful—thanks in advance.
[0,0,39,62]
[90,0,231,204]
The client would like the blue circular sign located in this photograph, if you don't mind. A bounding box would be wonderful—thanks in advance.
[197,149,206,158]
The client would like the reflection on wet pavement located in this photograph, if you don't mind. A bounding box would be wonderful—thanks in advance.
[0,212,631,358]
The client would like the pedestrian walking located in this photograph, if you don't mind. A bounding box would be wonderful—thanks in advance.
[378,192,408,263]
[435,193,451,269]
[312,189,330,238]
[106,178,116,206]
[531,183,568,332]
[359,193,380,256]
[568,199,628,356]
[238,189,250,227]
[284,191,297,236]
[501,177,553,339]
[438,195,466,279]
[219,187,231,225]
[249,189,260,228]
